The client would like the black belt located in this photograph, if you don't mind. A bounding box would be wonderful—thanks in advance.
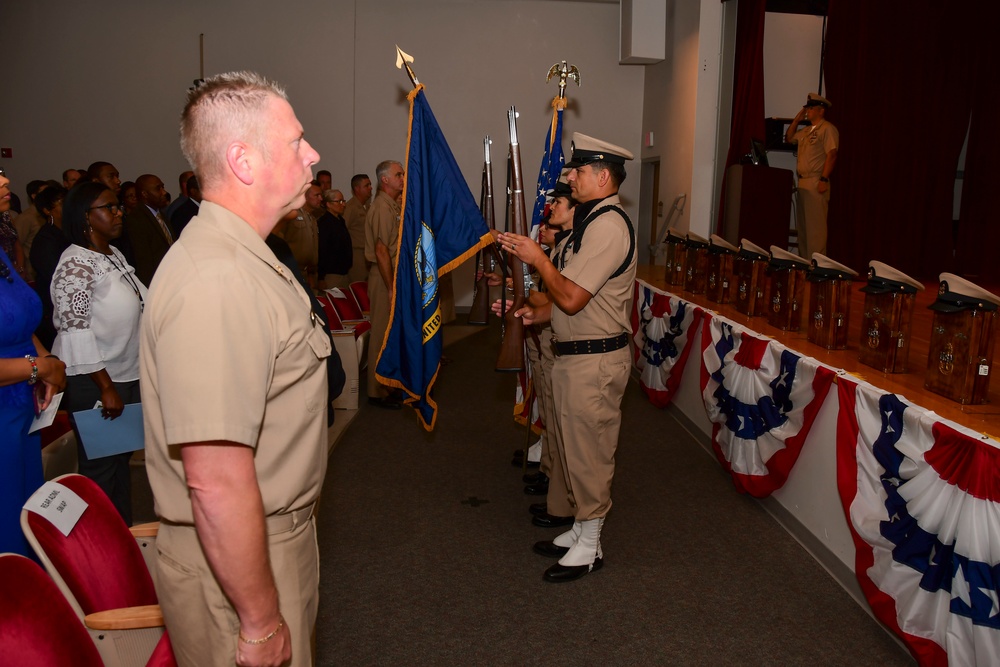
[552,332,629,356]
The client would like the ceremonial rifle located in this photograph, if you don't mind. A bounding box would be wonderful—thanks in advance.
[468,137,497,325]
[495,107,534,372]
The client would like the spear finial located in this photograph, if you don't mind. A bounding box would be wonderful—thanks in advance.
[395,45,419,87]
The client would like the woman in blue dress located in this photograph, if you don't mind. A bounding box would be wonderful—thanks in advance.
[0,166,66,557]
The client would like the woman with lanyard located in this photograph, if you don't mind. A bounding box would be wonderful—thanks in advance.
[51,181,147,525]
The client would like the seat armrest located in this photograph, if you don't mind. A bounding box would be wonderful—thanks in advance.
[129,521,160,538]
[85,604,164,630]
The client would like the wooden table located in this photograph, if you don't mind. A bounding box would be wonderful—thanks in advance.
[636,265,1000,437]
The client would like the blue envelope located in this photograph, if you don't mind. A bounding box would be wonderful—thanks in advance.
[72,403,144,459]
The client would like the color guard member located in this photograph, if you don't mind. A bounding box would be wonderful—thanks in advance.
[496,132,636,582]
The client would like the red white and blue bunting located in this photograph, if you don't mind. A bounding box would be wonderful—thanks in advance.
[630,280,704,408]
[628,280,1000,662]
[837,376,1000,666]
[700,316,835,498]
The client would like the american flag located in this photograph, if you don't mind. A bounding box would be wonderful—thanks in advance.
[528,99,565,239]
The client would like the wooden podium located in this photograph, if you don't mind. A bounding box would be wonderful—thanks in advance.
[722,165,795,251]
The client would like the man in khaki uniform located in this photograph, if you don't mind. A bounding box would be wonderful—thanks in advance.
[140,71,329,667]
[498,133,635,583]
[281,181,322,285]
[786,92,839,259]
[527,180,577,528]
[364,160,404,408]
[344,173,372,284]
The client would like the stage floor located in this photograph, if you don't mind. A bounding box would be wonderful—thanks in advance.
[636,265,1000,438]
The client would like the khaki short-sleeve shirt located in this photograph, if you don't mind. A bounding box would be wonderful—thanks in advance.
[140,201,331,523]
[364,191,401,265]
[550,195,636,340]
[344,197,368,251]
[792,119,839,178]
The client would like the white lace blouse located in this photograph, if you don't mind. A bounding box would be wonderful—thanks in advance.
[50,245,148,381]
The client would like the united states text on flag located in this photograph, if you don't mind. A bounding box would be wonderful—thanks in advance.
[630,280,703,408]
[376,84,493,431]
[700,315,835,497]
[836,377,1000,666]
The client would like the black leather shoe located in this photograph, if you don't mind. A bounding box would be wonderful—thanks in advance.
[543,557,603,583]
[532,512,573,528]
[367,397,402,410]
[533,540,569,558]
[528,502,548,517]
[524,482,548,496]
[523,471,548,485]
[512,456,540,469]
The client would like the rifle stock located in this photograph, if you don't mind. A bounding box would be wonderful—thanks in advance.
[468,136,495,325]
[496,107,528,372]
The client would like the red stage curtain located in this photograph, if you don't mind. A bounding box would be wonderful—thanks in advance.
[953,8,1000,285]
[716,0,767,234]
[823,1,977,279]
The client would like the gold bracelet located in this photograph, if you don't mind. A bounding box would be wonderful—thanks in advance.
[239,616,284,645]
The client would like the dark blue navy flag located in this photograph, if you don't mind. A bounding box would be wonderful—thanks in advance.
[529,97,566,238]
[375,84,492,430]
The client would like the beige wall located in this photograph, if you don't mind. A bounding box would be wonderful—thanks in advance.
[1,0,643,305]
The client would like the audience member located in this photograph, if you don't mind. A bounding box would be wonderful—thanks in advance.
[62,168,82,189]
[317,188,352,290]
[281,181,321,286]
[0,320,64,557]
[51,181,147,526]
[317,169,332,192]
[0,166,66,559]
[344,173,372,284]
[0,207,25,278]
[120,181,139,215]
[29,185,70,349]
[140,70,328,667]
[124,173,172,286]
[365,160,404,409]
[169,173,201,237]
[87,161,121,195]
[163,169,194,222]
[12,179,50,281]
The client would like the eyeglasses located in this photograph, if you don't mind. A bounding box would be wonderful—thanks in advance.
[89,203,124,215]
[329,199,346,204]
[0,167,6,177]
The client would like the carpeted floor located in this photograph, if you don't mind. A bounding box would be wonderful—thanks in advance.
[309,323,914,666]
[129,321,913,664]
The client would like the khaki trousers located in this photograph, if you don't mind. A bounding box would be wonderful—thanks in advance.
[367,265,391,399]
[795,177,830,259]
[156,509,319,667]
[549,345,630,519]
[527,328,571,517]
